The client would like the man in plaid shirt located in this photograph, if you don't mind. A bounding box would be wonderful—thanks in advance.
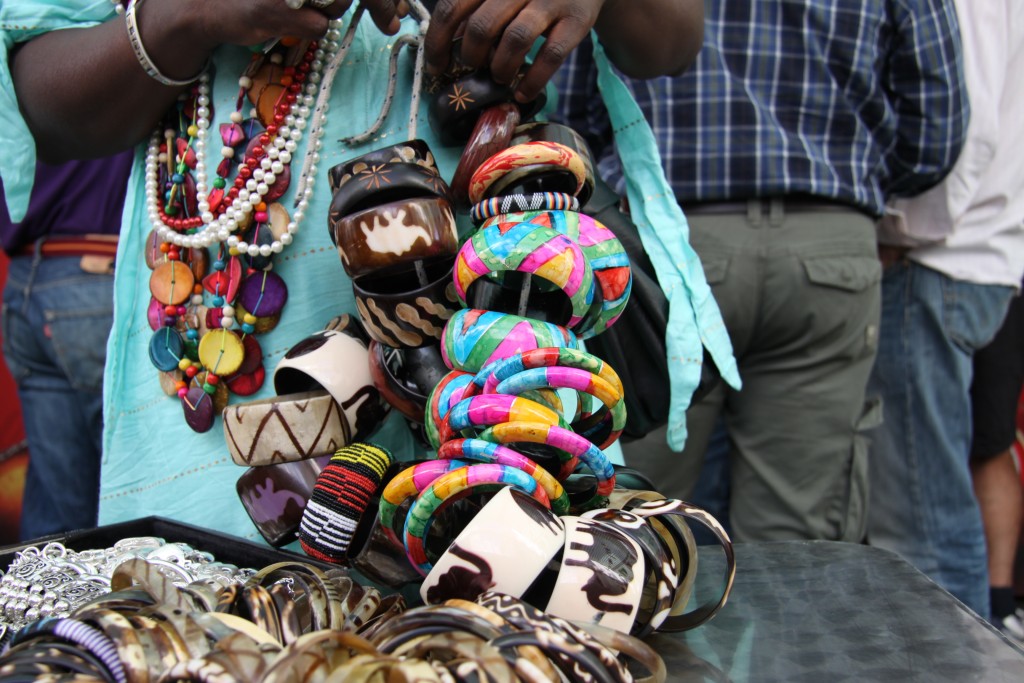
[553,0,967,545]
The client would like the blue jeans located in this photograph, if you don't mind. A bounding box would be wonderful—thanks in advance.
[867,262,1014,619]
[1,251,113,540]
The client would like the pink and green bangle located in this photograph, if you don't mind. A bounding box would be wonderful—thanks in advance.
[479,346,624,396]
[435,393,572,449]
[377,458,470,545]
[483,209,632,338]
[454,222,595,330]
[468,141,588,205]
[477,421,616,512]
[437,438,570,515]
[489,366,626,450]
[403,463,551,574]
[441,309,579,374]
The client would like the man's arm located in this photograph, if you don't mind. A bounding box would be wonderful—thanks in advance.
[424,0,703,104]
[884,0,970,198]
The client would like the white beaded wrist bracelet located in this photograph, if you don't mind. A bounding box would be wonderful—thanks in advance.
[125,0,203,87]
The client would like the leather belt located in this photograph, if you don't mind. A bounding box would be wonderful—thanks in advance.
[18,234,119,259]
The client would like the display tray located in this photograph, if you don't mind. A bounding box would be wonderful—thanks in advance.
[0,515,334,573]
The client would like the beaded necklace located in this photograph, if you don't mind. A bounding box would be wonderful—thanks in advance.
[145,26,343,432]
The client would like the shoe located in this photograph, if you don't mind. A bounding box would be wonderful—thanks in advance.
[998,609,1024,643]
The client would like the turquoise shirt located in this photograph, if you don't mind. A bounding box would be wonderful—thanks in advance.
[1,3,739,542]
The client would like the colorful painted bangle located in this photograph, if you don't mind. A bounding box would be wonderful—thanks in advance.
[449,102,521,208]
[510,122,597,206]
[299,443,394,564]
[222,390,351,467]
[483,163,585,201]
[328,162,452,245]
[489,366,626,450]
[436,393,571,449]
[332,195,459,279]
[468,141,587,205]
[353,256,460,349]
[420,487,564,605]
[476,421,616,511]
[425,370,477,450]
[273,324,390,443]
[437,438,570,515]
[582,508,678,637]
[236,455,330,547]
[453,223,595,330]
[479,346,624,397]
[469,192,580,225]
[483,209,632,338]
[627,498,736,632]
[403,464,551,574]
[328,139,439,191]
[368,342,449,425]
[441,309,579,374]
[377,459,471,544]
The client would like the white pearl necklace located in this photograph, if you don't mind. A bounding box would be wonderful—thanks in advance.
[143,23,341,256]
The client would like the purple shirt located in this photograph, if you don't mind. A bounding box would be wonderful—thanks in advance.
[0,152,134,253]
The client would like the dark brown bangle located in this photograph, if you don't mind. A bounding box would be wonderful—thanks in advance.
[328,162,453,245]
[352,256,460,349]
[368,342,450,424]
[235,455,330,547]
[332,196,460,279]
[510,122,597,206]
[427,68,547,146]
[449,103,522,208]
[328,139,439,191]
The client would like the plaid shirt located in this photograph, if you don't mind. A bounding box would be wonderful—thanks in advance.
[552,0,969,217]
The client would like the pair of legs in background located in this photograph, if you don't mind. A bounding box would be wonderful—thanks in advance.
[623,200,881,542]
[968,283,1024,636]
[1,248,111,540]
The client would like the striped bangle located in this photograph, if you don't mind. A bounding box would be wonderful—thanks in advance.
[9,617,127,683]
[299,443,394,563]
[470,192,580,224]
[125,0,204,87]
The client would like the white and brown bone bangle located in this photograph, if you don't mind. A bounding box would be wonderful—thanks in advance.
[223,389,351,467]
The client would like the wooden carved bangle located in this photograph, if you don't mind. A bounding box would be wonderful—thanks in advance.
[453,223,596,330]
[368,342,449,425]
[352,257,460,349]
[581,508,678,637]
[332,196,459,279]
[272,323,389,443]
[483,210,632,338]
[223,390,351,467]
[543,515,645,636]
[420,487,564,604]
[236,455,329,547]
[328,162,452,245]
[441,309,579,374]
[510,122,597,206]
[427,68,547,146]
[468,141,587,205]
[449,102,521,208]
[403,463,552,574]
[328,139,439,191]
[627,498,736,632]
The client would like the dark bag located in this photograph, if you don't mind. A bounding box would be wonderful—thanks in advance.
[582,177,720,441]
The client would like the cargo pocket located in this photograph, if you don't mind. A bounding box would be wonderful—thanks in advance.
[827,397,882,542]
[701,257,730,286]
[803,255,881,293]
